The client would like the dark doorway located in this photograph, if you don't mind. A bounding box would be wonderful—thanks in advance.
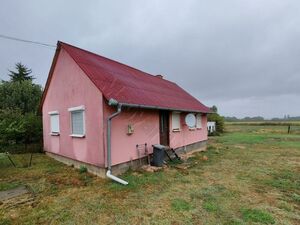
[159,110,170,146]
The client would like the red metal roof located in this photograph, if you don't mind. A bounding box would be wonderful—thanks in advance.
[46,41,211,113]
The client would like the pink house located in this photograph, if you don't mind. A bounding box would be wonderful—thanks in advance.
[41,41,211,184]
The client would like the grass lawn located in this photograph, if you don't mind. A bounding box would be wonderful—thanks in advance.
[1,125,300,224]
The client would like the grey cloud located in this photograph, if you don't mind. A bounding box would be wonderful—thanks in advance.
[0,0,299,118]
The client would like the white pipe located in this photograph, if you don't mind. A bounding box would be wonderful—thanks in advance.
[106,170,128,185]
[106,100,128,185]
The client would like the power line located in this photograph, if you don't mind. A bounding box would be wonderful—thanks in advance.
[0,34,56,48]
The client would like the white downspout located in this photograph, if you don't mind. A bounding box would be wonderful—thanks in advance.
[106,99,128,185]
[106,170,128,185]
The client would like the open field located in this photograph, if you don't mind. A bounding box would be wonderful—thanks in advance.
[1,125,300,225]
[226,121,300,126]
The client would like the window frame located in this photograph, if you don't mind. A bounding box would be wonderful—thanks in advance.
[196,113,202,129]
[48,111,60,136]
[171,111,181,132]
[68,105,86,138]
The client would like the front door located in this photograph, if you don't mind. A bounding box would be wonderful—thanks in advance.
[159,111,169,146]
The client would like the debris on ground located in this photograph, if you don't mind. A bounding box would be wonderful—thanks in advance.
[180,148,206,161]
[0,186,34,209]
[180,152,195,161]
[173,164,189,170]
[140,165,164,173]
[234,145,246,149]
[202,155,208,161]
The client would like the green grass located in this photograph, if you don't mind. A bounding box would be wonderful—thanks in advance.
[203,201,220,212]
[292,193,300,202]
[264,170,300,191]
[226,121,300,126]
[108,170,167,191]
[241,208,275,224]
[1,124,300,224]
[171,198,193,211]
[0,182,20,191]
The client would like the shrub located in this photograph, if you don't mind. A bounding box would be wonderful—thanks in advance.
[79,165,88,173]
[208,113,225,134]
[207,105,225,135]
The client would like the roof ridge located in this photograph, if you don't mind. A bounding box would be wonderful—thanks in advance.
[58,41,176,85]
[51,41,211,113]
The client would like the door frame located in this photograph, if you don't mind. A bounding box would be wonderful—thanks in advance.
[159,110,170,146]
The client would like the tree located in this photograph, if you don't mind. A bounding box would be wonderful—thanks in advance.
[0,63,42,152]
[8,62,34,82]
[211,105,218,113]
[0,80,42,114]
[208,105,224,135]
[0,109,25,145]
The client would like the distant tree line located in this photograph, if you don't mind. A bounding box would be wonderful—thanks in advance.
[0,63,43,153]
[225,116,300,122]
[270,116,300,121]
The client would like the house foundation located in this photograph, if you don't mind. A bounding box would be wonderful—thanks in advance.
[45,140,207,178]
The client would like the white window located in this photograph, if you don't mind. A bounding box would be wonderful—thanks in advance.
[172,112,181,131]
[49,111,59,135]
[68,106,85,137]
[196,113,202,129]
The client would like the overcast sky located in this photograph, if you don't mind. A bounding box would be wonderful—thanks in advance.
[1,0,299,118]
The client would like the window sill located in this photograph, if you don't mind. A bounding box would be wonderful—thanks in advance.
[50,133,60,136]
[196,127,202,130]
[70,134,85,138]
[172,129,181,132]
[189,128,196,131]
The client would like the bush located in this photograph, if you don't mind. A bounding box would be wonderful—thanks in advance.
[0,109,24,146]
[79,165,88,173]
[208,113,225,135]
[0,109,42,152]
[0,72,43,153]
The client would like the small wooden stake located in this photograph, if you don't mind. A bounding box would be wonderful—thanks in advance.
[6,153,16,167]
[28,153,33,167]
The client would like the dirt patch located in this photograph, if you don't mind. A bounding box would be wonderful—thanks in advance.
[0,186,34,209]
[140,165,164,173]
[0,186,29,201]
[180,148,206,161]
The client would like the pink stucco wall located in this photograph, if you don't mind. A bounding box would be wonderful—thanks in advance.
[103,105,160,166]
[104,105,208,166]
[169,113,208,149]
[42,48,105,167]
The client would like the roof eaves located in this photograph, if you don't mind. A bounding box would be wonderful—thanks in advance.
[117,102,211,113]
[39,42,61,112]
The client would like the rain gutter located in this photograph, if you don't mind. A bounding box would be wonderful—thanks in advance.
[106,99,128,185]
